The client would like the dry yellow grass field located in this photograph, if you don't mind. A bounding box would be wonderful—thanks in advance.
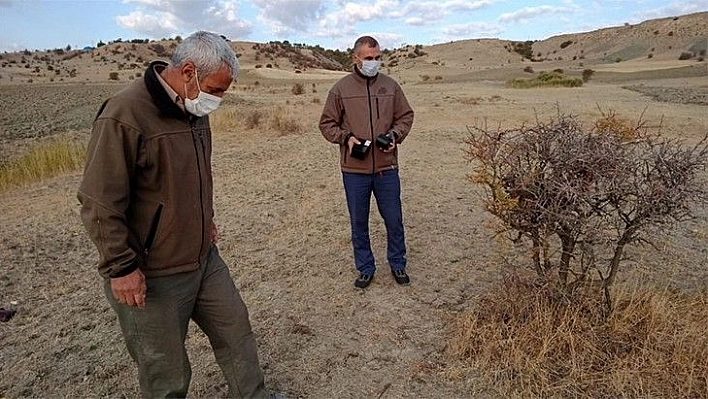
[1,12,707,398]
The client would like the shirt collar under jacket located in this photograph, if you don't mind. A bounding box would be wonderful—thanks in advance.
[154,64,185,112]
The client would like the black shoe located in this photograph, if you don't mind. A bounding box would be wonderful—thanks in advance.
[354,273,373,289]
[392,269,410,285]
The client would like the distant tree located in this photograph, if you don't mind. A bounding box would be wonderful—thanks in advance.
[97,41,106,48]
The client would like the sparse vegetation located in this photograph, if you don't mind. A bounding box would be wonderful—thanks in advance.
[0,139,86,191]
[678,51,693,60]
[559,40,573,49]
[449,275,708,398]
[108,72,119,80]
[508,40,535,60]
[291,83,305,95]
[508,71,583,88]
[582,69,595,82]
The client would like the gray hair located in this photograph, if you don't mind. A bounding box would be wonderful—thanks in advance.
[172,31,239,80]
[353,36,380,54]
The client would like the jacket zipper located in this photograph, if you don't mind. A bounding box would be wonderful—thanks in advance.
[191,120,206,263]
[366,79,376,173]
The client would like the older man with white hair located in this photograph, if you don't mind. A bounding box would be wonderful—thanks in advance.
[78,31,267,397]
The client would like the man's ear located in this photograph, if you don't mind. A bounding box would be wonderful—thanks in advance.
[179,62,196,83]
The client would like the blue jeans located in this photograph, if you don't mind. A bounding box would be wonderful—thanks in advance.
[342,169,407,275]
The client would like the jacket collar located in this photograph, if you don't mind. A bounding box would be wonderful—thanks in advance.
[144,61,189,120]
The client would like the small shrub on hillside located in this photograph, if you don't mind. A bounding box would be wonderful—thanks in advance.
[108,72,119,80]
[678,52,693,60]
[523,66,534,73]
[559,40,573,49]
[582,68,594,82]
[434,75,443,80]
[615,57,622,63]
[291,83,304,95]
[420,75,430,81]
[647,53,654,59]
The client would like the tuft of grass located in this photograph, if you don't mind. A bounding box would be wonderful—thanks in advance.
[508,71,583,88]
[448,275,708,398]
[0,139,86,192]
[210,105,304,136]
[268,105,304,136]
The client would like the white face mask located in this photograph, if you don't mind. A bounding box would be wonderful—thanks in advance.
[359,60,381,77]
[184,70,222,117]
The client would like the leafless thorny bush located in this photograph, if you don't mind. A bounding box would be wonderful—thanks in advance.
[465,110,708,309]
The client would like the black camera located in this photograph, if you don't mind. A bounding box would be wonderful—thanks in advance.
[351,139,372,160]
[375,131,396,150]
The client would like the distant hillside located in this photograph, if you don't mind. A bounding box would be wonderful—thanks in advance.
[0,11,705,85]
[391,11,707,71]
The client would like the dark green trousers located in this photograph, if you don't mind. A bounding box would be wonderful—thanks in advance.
[105,245,266,398]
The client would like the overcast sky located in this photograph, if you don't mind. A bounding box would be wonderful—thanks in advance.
[1,0,706,52]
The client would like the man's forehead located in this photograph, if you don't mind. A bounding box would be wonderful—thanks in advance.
[356,45,381,55]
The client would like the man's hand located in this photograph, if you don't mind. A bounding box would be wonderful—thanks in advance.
[382,138,397,153]
[111,269,146,308]
[211,222,219,244]
[347,135,361,154]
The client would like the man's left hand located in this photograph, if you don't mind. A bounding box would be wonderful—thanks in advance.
[383,139,397,153]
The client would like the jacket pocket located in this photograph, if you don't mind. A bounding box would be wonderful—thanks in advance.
[143,203,163,255]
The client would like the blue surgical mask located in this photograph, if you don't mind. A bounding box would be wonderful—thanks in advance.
[359,60,381,77]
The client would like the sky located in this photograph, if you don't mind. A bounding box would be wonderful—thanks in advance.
[1,0,707,52]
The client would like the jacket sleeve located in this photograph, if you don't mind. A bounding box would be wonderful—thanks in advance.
[391,84,414,144]
[319,89,350,145]
[77,115,142,279]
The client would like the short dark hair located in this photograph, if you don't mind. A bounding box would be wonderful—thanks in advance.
[353,36,379,53]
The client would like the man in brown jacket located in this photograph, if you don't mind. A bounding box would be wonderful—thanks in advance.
[319,35,415,289]
[78,31,266,397]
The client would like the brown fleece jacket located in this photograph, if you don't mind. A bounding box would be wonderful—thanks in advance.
[78,61,214,279]
[319,69,414,174]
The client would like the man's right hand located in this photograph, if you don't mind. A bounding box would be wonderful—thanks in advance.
[111,269,147,308]
[347,135,361,154]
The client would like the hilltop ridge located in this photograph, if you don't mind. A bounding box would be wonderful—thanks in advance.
[0,11,705,85]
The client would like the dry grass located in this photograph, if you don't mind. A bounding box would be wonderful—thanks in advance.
[448,275,708,398]
[0,138,86,192]
[508,71,584,88]
[210,105,305,136]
